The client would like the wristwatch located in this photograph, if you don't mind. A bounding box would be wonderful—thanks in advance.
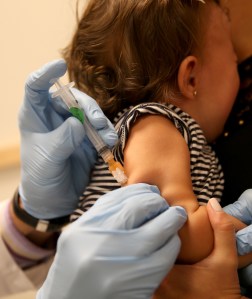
[12,189,70,232]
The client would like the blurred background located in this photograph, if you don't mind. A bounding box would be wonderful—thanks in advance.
[0,0,87,200]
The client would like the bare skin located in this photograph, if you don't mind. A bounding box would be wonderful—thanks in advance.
[5,2,252,299]
[153,199,249,299]
[220,0,252,62]
[124,115,249,267]
[122,2,252,268]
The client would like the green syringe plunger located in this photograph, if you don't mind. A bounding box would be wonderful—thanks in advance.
[52,79,128,185]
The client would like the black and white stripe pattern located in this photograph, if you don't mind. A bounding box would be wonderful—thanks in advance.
[71,102,224,221]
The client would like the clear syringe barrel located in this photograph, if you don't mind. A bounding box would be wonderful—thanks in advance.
[52,81,77,109]
[52,79,128,185]
[83,116,127,185]
[83,117,114,162]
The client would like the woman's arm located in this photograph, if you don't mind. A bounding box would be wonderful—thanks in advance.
[9,195,55,246]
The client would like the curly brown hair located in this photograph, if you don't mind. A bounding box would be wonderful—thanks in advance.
[63,0,220,120]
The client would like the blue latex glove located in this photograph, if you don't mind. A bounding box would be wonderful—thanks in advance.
[36,184,187,299]
[223,189,252,226]
[223,189,252,254]
[224,189,252,287]
[19,59,118,219]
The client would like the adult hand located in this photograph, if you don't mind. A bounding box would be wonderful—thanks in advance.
[19,60,118,218]
[224,189,252,226]
[153,198,248,299]
[36,184,187,299]
[224,189,252,287]
[224,190,252,256]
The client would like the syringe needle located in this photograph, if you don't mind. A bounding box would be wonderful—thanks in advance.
[52,79,127,185]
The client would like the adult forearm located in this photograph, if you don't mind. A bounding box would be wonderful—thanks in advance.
[7,189,57,248]
[0,195,56,269]
[9,195,54,246]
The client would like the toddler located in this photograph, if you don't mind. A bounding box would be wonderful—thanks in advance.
[64,0,252,268]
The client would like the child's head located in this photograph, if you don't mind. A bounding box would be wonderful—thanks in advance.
[64,0,238,140]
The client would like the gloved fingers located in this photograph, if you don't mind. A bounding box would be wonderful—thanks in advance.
[108,234,181,298]
[96,119,118,147]
[224,189,252,225]
[40,117,86,161]
[82,184,170,229]
[94,205,186,257]
[70,88,118,146]
[130,206,186,256]
[49,94,72,117]
[50,90,118,147]
[70,88,107,129]
[19,60,67,132]
[22,117,85,166]
[236,225,252,255]
[26,59,67,94]
[132,233,181,280]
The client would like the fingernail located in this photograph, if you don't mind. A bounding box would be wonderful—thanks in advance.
[209,198,222,211]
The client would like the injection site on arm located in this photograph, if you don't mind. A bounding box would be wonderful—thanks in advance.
[52,79,127,185]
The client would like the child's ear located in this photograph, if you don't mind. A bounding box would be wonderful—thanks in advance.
[177,56,198,100]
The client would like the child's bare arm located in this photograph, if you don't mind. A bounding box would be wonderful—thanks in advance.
[123,114,246,263]
[124,115,197,211]
[124,114,213,262]
[177,206,214,263]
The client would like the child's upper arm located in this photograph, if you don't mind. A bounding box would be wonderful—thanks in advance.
[123,113,224,263]
[123,114,198,212]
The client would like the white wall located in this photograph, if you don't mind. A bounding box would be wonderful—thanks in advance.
[0,0,87,166]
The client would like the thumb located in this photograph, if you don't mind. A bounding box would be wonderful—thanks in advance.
[26,59,67,93]
[206,198,237,265]
[49,117,86,160]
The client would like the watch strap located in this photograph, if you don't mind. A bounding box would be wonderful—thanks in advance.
[12,189,70,232]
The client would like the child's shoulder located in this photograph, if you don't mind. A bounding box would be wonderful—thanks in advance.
[114,102,195,145]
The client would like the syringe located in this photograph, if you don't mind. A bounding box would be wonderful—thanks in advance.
[52,79,128,185]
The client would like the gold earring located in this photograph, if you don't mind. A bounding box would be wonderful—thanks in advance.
[193,90,197,97]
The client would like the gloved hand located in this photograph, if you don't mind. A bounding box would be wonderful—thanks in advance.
[224,189,252,287]
[224,189,252,255]
[223,189,252,226]
[36,184,187,299]
[19,59,118,219]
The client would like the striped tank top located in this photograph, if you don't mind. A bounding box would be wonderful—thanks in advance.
[71,102,224,221]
